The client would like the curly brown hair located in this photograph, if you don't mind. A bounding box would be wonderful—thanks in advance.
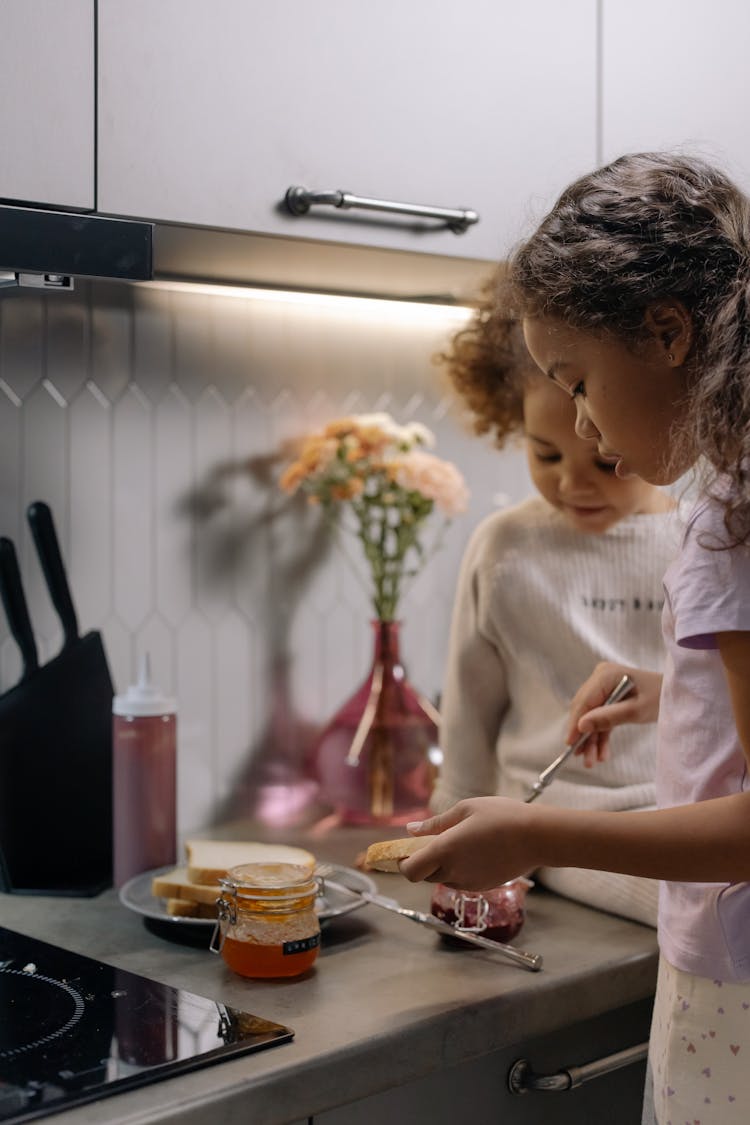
[506,151,750,542]
[439,267,540,449]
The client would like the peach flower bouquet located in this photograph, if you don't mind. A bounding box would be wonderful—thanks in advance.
[280,412,469,621]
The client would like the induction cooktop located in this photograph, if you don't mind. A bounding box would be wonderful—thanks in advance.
[0,926,294,1124]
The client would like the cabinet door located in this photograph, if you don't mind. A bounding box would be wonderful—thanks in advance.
[98,0,597,260]
[314,998,652,1125]
[0,0,94,209]
[602,0,750,189]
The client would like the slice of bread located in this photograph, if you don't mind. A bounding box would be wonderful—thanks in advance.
[151,866,221,905]
[184,838,316,885]
[165,897,218,919]
[365,835,438,873]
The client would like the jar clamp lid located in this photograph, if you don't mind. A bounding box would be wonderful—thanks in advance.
[219,862,318,902]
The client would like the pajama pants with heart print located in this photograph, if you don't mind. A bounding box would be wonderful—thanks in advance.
[644,954,750,1124]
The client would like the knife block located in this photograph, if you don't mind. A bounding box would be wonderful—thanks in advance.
[0,634,114,895]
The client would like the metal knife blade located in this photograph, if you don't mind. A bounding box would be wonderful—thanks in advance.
[324,880,543,972]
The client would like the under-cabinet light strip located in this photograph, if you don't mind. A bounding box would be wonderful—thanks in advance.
[141,279,475,327]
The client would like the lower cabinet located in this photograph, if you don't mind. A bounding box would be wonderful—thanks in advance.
[313,997,652,1124]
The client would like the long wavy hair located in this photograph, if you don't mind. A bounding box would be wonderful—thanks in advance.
[439,267,539,449]
[505,151,750,543]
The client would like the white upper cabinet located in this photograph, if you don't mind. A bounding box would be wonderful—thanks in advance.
[98,0,597,261]
[0,0,94,210]
[602,0,750,190]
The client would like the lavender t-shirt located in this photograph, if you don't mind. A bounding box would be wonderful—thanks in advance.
[657,489,750,981]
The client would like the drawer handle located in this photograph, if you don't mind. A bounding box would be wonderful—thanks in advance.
[508,1040,649,1094]
[284,186,479,233]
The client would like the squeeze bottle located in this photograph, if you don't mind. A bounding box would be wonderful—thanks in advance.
[112,653,177,887]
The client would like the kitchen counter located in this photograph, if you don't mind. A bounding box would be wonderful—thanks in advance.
[1,826,659,1124]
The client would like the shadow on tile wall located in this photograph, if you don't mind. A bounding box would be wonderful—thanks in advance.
[0,280,532,836]
[177,448,332,827]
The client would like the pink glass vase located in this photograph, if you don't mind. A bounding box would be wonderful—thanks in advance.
[313,620,440,825]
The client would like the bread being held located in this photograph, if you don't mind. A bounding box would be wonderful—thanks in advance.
[365,835,438,873]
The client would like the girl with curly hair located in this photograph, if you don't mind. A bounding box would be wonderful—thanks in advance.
[406,152,750,1124]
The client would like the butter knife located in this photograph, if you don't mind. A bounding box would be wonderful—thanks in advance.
[323,879,543,972]
[525,674,635,803]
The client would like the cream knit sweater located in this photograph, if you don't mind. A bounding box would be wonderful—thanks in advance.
[431,494,682,926]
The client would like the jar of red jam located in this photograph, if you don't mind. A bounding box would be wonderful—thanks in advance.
[430,877,532,944]
[210,862,320,979]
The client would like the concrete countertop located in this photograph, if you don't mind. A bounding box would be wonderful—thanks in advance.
[0,826,659,1125]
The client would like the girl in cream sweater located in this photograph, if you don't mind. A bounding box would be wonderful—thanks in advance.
[432,288,679,925]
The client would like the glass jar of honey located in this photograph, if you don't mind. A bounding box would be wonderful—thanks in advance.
[210,862,320,979]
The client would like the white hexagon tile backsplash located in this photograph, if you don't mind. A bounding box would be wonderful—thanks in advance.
[0,281,532,836]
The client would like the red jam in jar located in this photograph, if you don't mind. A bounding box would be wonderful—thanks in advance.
[430,877,532,944]
[211,862,320,979]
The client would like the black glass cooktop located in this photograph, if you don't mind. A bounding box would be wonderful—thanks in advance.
[0,926,294,1124]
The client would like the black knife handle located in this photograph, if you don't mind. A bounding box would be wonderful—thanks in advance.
[0,537,39,677]
[26,502,79,645]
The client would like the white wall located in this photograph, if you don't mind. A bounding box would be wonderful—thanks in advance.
[0,282,532,835]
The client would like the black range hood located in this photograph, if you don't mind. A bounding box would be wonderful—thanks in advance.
[0,202,487,304]
[0,203,153,290]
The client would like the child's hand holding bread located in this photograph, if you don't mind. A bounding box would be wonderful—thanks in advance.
[370,798,539,891]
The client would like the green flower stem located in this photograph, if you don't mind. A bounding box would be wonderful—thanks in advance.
[308,463,444,622]
[349,491,431,620]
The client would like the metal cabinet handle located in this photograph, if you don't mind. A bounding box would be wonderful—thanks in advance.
[284,186,479,233]
[508,1040,649,1094]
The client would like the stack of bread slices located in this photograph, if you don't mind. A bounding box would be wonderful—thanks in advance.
[151,838,316,919]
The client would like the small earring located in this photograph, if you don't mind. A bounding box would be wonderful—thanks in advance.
[667,351,675,362]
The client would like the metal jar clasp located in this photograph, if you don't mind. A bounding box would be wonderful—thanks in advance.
[209,894,236,954]
[453,893,489,934]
